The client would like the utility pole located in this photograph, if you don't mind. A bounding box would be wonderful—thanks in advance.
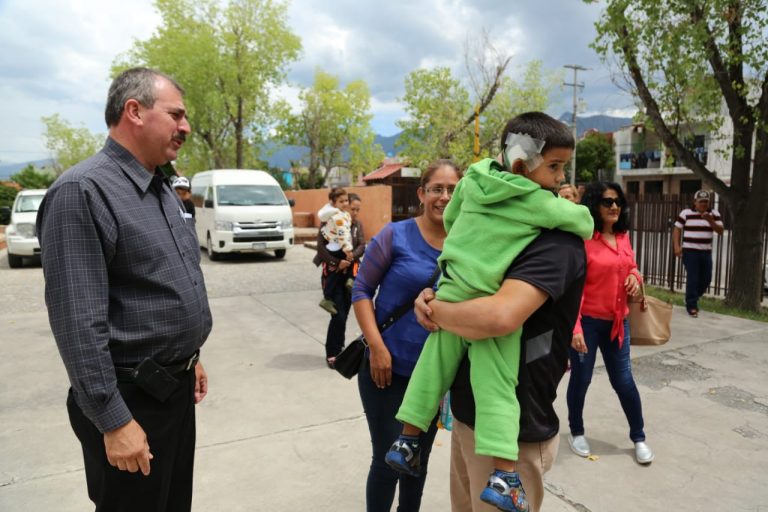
[564,65,587,186]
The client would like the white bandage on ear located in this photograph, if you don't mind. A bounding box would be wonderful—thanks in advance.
[504,132,545,173]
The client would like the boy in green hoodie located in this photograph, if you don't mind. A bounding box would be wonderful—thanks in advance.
[386,112,594,512]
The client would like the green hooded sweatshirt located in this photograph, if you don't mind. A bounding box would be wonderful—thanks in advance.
[436,158,594,301]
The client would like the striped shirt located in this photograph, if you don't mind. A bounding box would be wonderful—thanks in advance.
[674,208,723,251]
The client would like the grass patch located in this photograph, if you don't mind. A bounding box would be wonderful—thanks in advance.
[645,285,768,323]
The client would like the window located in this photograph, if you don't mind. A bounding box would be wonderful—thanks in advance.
[643,180,663,197]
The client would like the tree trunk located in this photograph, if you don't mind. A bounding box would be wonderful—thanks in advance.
[235,98,244,169]
[725,215,765,310]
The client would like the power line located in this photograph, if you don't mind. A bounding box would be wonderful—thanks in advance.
[564,64,589,186]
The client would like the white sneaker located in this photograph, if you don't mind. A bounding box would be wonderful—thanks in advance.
[635,441,654,464]
[568,434,591,457]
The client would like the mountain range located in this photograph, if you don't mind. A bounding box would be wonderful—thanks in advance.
[1,114,632,176]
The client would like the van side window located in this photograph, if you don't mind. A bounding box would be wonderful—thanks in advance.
[190,185,205,208]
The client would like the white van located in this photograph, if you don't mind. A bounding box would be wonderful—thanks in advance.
[4,188,47,268]
[191,170,294,260]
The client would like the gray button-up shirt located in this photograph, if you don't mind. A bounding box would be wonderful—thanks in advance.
[37,137,213,433]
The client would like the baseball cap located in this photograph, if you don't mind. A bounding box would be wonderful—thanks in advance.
[693,189,710,201]
[173,176,191,190]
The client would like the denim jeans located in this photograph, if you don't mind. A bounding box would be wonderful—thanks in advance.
[358,360,439,512]
[682,249,713,311]
[566,316,646,443]
[325,276,351,359]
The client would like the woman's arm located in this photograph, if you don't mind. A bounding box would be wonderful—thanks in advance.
[352,221,365,260]
[314,226,341,266]
[353,299,391,388]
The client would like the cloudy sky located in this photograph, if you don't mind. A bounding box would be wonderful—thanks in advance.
[0,0,637,164]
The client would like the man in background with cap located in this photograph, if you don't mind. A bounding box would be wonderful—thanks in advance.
[673,189,724,317]
[173,176,196,219]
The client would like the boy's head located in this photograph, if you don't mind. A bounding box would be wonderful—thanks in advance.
[500,112,574,191]
[172,176,192,201]
[328,187,349,210]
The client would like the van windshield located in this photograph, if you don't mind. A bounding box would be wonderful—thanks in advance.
[15,194,45,213]
[216,185,287,206]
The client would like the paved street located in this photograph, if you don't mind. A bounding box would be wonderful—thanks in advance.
[1,246,767,511]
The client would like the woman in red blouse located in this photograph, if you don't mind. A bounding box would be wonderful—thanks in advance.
[566,182,655,465]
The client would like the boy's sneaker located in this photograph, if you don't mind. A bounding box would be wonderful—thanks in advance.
[345,278,355,291]
[384,435,421,477]
[318,298,338,315]
[479,470,529,512]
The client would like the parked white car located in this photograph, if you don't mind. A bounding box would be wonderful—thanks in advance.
[5,189,46,268]
[191,170,294,260]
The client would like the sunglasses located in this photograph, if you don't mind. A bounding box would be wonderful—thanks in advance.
[599,197,624,208]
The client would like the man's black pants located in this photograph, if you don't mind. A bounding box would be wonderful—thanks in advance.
[67,368,196,512]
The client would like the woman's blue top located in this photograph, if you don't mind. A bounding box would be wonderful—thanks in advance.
[351,218,441,377]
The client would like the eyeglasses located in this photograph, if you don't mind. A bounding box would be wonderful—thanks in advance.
[424,186,455,197]
[599,197,624,208]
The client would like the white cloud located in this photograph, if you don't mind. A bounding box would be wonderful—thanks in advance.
[0,0,635,164]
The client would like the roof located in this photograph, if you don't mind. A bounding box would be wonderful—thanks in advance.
[362,163,404,182]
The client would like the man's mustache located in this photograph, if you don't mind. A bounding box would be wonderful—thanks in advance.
[174,133,187,143]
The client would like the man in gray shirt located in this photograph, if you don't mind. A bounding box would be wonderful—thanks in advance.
[37,67,212,511]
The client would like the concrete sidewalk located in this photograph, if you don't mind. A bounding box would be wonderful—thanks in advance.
[1,248,767,511]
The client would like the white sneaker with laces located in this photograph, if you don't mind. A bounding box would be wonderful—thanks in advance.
[635,441,654,464]
[568,434,591,457]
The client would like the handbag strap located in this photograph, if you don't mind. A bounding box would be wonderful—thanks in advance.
[636,280,648,311]
[378,266,441,333]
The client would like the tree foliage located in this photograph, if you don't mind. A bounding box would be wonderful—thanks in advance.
[41,114,104,175]
[575,133,615,182]
[590,0,768,310]
[114,0,301,174]
[397,61,560,169]
[277,69,383,189]
[11,164,56,189]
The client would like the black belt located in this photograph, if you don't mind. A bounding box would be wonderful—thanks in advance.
[115,352,199,382]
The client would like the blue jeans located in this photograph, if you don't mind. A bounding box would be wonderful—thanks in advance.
[566,317,646,443]
[682,249,713,311]
[358,361,439,512]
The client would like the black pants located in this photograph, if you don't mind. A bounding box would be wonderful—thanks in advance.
[326,276,352,358]
[67,369,197,512]
[322,248,348,299]
[357,361,439,511]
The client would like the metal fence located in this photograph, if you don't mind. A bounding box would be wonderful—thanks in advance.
[626,195,768,298]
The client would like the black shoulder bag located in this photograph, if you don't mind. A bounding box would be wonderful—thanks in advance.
[334,267,441,379]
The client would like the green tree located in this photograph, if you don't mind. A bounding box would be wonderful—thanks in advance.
[575,133,615,182]
[590,0,768,310]
[11,164,56,189]
[41,114,104,174]
[278,69,383,189]
[115,0,301,173]
[397,61,559,169]
[0,185,19,219]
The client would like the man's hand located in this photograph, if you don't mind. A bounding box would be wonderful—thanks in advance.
[104,419,153,476]
[674,246,682,258]
[338,259,351,270]
[571,333,587,353]
[414,288,439,332]
[194,361,208,404]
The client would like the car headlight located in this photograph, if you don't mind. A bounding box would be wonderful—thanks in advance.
[214,220,233,231]
[14,223,36,238]
[280,219,293,229]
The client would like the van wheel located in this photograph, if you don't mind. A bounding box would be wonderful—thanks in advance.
[206,234,221,261]
[274,249,286,259]
[7,253,23,268]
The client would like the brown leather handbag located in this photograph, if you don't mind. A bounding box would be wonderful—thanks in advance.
[628,283,673,346]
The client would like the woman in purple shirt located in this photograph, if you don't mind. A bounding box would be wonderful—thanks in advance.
[352,160,462,511]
